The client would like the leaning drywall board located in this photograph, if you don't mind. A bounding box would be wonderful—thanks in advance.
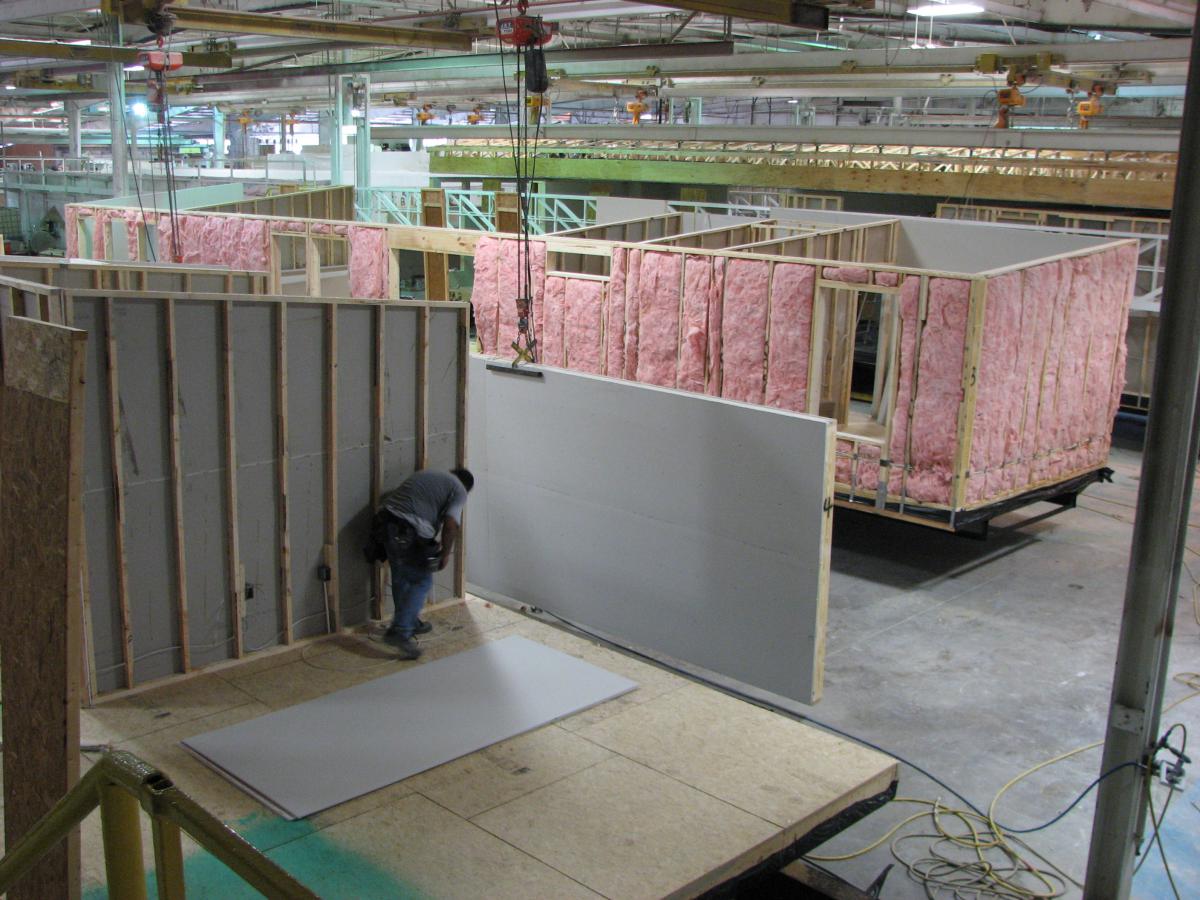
[466,356,835,704]
[182,636,636,819]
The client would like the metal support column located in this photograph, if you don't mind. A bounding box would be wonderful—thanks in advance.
[332,79,347,185]
[1083,5,1200,897]
[105,62,127,196]
[66,100,82,159]
[212,107,225,165]
[354,76,371,192]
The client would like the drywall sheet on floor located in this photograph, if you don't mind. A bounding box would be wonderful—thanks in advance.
[467,357,835,704]
[182,636,636,819]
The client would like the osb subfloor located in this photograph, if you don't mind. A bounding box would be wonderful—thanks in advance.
[54,600,894,899]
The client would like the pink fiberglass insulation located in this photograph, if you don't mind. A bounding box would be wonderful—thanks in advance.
[720,257,771,404]
[624,248,643,378]
[885,277,970,505]
[635,251,682,388]
[541,275,566,366]
[65,206,80,258]
[496,238,520,355]
[706,256,725,397]
[494,238,546,356]
[239,219,271,271]
[1054,253,1102,476]
[864,277,920,498]
[677,255,712,393]
[124,211,142,262]
[563,277,605,374]
[605,247,628,377]
[347,225,389,299]
[471,236,501,355]
[92,208,114,260]
[530,240,547,343]
[875,271,900,287]
[1046,244,1135,481]
[765,262,816,412]
[822,266,871,284]
[966,270,1026,504]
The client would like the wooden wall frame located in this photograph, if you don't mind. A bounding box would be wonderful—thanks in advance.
[0,267,469,698]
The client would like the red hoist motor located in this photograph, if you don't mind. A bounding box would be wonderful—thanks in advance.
[138,47,183,114]
[496,1,556,49]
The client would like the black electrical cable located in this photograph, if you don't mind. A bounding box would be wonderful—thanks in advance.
[106,16,156,262]
[531,606,993,819]
[999,760,1145,834]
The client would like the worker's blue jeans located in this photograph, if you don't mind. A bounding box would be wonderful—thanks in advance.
[388,558,432,639]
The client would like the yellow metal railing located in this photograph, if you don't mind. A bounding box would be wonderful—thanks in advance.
[0,750,318,899]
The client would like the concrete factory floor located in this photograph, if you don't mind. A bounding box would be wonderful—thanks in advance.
[810,427,1200,899]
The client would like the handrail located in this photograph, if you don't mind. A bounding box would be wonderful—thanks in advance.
[0,750,317,899]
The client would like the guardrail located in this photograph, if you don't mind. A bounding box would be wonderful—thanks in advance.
[0,750,317,898]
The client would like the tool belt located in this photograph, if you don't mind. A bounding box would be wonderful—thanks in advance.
[364,509,441,570]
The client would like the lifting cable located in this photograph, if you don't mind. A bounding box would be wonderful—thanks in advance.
[493,0,550,364]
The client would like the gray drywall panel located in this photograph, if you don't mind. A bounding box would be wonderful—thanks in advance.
[175,300,233,668]
[593,197,669,224]
[286,304,329,638]
[336,305,375,626]
[378,307,420,619]
[427,308,461,601]
[189,272,232,293]
[145,270,186,292]
[183,636,637,819]
[232,302,282,651]
[75,297,124,693]
[112,299,182,682]
[467,357,835,705]
[893,217,1106,273]
[382,305,419,488]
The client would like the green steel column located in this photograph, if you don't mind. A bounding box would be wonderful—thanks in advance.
[332,79,346,185]
[66,100,82,159]
[355,76,371,192]
[212,107,225,165]
[106,62,128,196]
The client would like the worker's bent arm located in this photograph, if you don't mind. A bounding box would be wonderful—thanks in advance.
[439,517,461,570]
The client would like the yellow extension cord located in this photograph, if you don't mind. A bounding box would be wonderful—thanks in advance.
[807,672,1200,899]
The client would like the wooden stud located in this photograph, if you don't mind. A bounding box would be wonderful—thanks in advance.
[221,300,245,658]
[371,304,386,619]
[415,306,430,469]
[324,305,340,630]
[950,279,988,510]
[276,301,293,644]
[305,235,322,298]
[454,305,469,598]
[163,298,191,671]
[102,298,136,689]
[805,286,828,417]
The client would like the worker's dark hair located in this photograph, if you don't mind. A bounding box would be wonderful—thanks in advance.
[451,467,475,492]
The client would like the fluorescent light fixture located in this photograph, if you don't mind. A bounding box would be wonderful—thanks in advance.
[69,39,93,45]
[3,85,15,91]
[910,2,983,15]
[124,64,144,72]
[131,101,149,117]
[787,99,800,104]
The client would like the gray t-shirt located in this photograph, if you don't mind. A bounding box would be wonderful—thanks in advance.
[382,470,467,540]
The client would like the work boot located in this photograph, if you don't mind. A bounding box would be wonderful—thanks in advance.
[413,618,433,635]
[382,630,422,660]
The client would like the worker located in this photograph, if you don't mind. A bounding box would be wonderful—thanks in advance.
[368,467,474,659]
